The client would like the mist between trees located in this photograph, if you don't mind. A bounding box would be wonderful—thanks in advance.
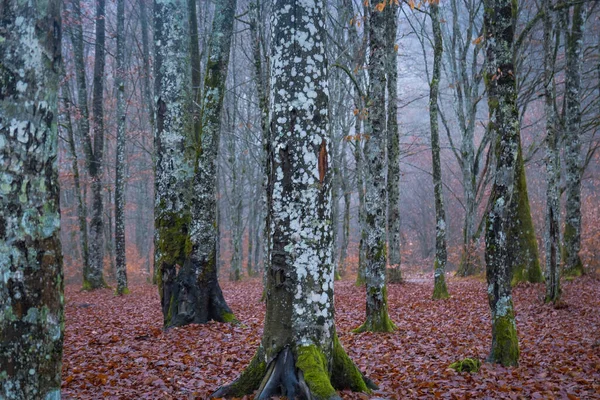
[1,0,599,398]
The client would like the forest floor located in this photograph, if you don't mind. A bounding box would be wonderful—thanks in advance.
[61,274,600,399]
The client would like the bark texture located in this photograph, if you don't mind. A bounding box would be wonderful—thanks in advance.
[0,1,64,397]
[115,0,128,295]
[562,2,586,277]
[483,0,520,367]
[356,2,395,333]
[430,2,449,300]
[213,1,374,398]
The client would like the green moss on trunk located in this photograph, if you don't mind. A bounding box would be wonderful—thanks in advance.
[488,314,519,367]
[432,262,449,300]
[562,224,584,277]
[387,267,402,284]
[330,336,371,392]
[213,352,267,397]
[296,345,337,400]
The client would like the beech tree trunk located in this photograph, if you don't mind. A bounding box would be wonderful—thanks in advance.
[483,0,520,367]
[430,1,449,300]
[0,1,64,397]
[356,2,395,333]
[115,0,128,295]
[543,0,561,305]
[386,0,402,283]
[212,1,375,398]
[562,3,586,277]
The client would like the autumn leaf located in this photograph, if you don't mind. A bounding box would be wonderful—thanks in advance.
[472,35,484,45]
[375,2,386,12]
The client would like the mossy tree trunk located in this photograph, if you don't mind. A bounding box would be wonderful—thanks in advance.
[386,0,402,284]
[355,2,396,333]
[483,0,520,367]
[562,2,586,278]
[213,1,374,397]
[543,0,561,305]
[0,1,64,397]
[430,1,449,300]
[509,143,543,285]
[114,0,128,295]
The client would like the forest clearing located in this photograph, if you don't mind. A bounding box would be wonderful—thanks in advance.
[62,275,600,399]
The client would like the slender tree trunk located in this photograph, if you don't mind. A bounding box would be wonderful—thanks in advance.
[483,0,520,367]
[543,0,561,305]
[430,2,449,300]
[339,139,351,277]
[0,1,64,397]
[213,2,375,397]
[86,0,108,289]
[115,0,128,295]
[386,1,402,284]
[356,3,396,333]
[562,3,586,277]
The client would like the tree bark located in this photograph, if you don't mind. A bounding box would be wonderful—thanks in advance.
[430,1,449,300]
[355,3,396,333]
[0,1,64,397]
[562,2,586,277]
[483,0,520,367]
[386,0,402,283]
[543,0,561,305]
[212,1,375,397]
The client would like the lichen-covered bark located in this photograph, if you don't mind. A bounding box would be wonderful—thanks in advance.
[213,1,372,397]
[483,0,520,367]
[0,1,64,397]
[510,144,543,285]
[385,1,402,282]
[543,2,561,305]
[430,2,449,300]
[356,2,395,333]
[153,0,192,325]
[562,3,586,277]
[114,0,128,295]
[87,0,108,289]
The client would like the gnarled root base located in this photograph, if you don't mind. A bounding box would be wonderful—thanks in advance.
[353,311,396,333]
[487,315,519,367]
[212,338,375,399]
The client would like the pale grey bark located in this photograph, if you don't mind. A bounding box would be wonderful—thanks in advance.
[543,0,561,304]
[0,1,64,397]
[483,0,520,366]
[115,0,128,295]
[563,2,586,277]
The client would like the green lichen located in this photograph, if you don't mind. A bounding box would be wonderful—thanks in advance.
[330,335,371,393]
[155,209,190,269]
[295,345,337,400]
[432,261,449,300]
[449,358,481,373]
[353,286,396,333]
[562,224,584,278]
[220,311,238,324]
[115,287,130,296]
[488,314,520,367]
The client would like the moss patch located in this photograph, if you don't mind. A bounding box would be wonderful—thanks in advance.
[449,358,481,372]
[296,345,337,400]
[220,311,239,324]
[489,314,520,367]
[432,270,449,300]
[330,335,371,393]
[217,352,266,397]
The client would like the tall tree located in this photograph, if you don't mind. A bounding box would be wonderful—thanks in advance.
[430,0,450,300]
[213,0,375,397]
[160,0,238,326]
[115,0,128,295]
[87,0,108,289]
[563,2,587,277]
[0,0,64,397]
[483,0,520,366]
[543,0,561,305]
[386,0,402,283]
[356,2,396,333]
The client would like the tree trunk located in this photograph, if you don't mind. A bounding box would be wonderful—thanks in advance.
[430,2,449,300]
[212,2,374,397]
[543,1,561,305]
[153,0,193,327]
[483,0,520,367]
[0,1,64,397]
[115,0,128,295]
[339,139,351,277]
[562,3,586,277]
[386,0,402,284]
[355,3,396,333]
[87,0,108,289]
[162,0,238,327]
